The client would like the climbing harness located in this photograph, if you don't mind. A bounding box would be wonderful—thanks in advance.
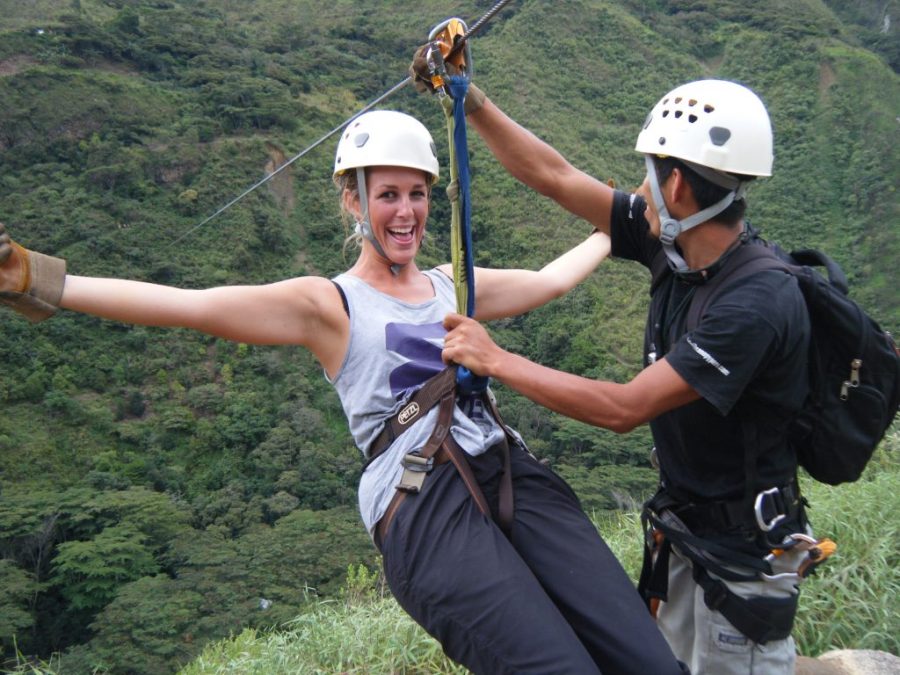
[166,0,515,249]
[638,486,837,644]
[368,365,517,549]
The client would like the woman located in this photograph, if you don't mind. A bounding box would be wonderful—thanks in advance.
[0,110,686,674]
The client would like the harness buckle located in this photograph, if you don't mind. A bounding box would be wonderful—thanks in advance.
[397,452,435,494]
[754,487,788,532]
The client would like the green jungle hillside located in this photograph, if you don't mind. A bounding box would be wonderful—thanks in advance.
[1,0,898,672]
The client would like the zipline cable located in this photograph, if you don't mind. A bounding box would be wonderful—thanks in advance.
[166,0,515,249]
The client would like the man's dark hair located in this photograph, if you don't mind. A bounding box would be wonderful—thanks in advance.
[653,157,753,227]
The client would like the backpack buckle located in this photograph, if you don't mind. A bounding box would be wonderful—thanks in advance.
[754,487,788,532]
[397,452,435,494]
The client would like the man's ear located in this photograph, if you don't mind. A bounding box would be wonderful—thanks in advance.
[667,167,697,214]
[667,167,686,203]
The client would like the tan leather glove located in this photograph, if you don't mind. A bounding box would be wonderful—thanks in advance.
[408,44,485,115]
[0,223,67,322]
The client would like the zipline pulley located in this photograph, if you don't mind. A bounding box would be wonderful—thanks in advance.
[426,17,472,92]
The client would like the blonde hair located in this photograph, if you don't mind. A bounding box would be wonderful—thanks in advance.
[334,171,363,255]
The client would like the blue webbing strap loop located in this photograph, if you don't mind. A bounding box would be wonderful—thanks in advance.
[446,74,489,395]
[447,76,475,317]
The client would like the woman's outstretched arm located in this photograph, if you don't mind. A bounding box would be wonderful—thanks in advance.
[438,229,610,321]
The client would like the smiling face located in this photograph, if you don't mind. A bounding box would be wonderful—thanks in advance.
[360,165,430,266]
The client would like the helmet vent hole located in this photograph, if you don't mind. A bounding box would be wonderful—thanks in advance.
[675,97,683,103]
[688,114,698,123]
[658,137,666,146]
[662,110,670,118]
[688,99,697,106]
[704,104,715,113]
[674,110,683,118]
[709,126,731,146]
[354,132,370,148]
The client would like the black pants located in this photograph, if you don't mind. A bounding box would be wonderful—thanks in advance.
[378,443,687,675]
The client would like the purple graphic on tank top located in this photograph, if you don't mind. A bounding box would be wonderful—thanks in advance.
[386,321,446,398]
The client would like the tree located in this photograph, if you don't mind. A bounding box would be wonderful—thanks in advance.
[0,559,37,651]
[51,524,159,612]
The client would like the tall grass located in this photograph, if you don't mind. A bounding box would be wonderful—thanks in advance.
[178,598,466,675]
[791,438,900,656]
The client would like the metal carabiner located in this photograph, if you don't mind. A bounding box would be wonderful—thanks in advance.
[754,487,788,532]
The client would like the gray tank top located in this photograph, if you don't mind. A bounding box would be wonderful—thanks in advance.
[328,269,505,533]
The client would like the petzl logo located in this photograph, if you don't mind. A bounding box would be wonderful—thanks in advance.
[398,402,420,425]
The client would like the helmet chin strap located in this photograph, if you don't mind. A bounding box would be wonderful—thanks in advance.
[355,167,403,276]
[644,155,749,275]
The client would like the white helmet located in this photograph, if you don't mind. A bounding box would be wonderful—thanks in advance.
[334,110,439,183]
[635,79,773,177]
[636,80,773,274]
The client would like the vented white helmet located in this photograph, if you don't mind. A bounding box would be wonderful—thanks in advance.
[334,110,439,183]
[635,79,773,177]
[636,80,773,274]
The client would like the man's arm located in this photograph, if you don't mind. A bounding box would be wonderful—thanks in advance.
[442,314,700,431]
[467,96,617,235]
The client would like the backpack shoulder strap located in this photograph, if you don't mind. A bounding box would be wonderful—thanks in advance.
[687,244,790,331]
[649,248,671,295]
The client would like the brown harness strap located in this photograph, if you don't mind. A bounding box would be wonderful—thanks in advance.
[370,367,516,546]
[443,434,492,517]
[375,390,457,548]
[366,366,458,466]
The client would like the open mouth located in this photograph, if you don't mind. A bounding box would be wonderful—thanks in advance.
[387,226,416,245]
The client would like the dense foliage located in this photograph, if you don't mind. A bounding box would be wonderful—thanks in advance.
[1,1,897,672]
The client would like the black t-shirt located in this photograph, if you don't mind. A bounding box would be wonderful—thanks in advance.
[609,191,810,503]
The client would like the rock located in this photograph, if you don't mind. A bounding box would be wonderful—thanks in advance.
[796,649,900,674]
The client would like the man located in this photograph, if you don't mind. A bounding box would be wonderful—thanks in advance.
[417,64,814,674]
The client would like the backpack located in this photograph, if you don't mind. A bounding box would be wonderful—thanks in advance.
[685,238,900,485]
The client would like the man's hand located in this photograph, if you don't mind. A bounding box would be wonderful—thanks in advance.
[409,43,441,94]
[441,313,503,376]
[408,44,486,114]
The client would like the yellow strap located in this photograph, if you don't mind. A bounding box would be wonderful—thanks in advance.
[441,95,468,316]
